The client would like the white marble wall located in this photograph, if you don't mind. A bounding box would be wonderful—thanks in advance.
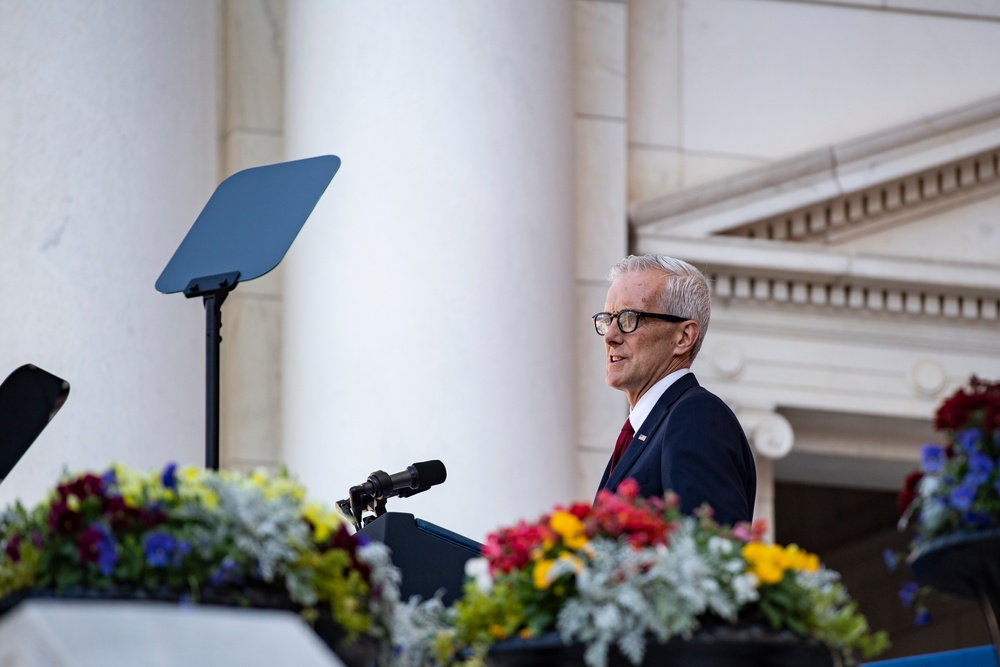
[575,0,630,499]
[0,2,217,502]
[628,0,1000,202]
[282,1,577,540]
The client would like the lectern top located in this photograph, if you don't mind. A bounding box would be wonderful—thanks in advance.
[155,155,341,294]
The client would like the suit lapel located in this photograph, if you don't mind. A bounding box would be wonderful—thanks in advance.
[604,373,700,490]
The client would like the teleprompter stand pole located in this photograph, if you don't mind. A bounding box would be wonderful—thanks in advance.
[184,271,239,470]
[155,155,341,471]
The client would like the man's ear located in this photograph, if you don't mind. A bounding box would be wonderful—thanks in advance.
[674,320,700,357]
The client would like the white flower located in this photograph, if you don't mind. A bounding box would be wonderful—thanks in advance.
[918,474,941,497]
[464,557,493,592]
[731,572,760,604]
[920,500,948,533]
[708,536,733,555]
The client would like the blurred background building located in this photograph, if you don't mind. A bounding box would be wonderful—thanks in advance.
[2,0,999,659]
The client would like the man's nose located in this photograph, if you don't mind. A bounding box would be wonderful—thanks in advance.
[603,319,624,343]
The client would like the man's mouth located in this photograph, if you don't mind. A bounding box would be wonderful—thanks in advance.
[609,355,625,363]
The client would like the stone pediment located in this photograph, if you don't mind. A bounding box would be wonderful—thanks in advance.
[631,94,1000,322]
[630,93,1000,257]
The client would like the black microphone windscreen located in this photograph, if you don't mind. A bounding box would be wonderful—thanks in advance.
[411,460,447,488]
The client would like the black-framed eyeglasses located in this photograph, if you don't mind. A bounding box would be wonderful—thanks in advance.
[592,310,689,335]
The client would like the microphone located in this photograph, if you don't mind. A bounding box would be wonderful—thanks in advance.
[350,460,447,501]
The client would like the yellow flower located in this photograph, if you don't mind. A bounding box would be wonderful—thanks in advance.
[550,511,588,551]
[66,494,80,512]
[742,542,820,584]
[303,501,342,542]
[250,470,268,489]
[754,560,784,584]
[489,624,509,639]
[533,559,555,589]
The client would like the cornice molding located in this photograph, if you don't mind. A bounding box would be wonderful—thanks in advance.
[630,94,1000,239]
[634,234,1000,323]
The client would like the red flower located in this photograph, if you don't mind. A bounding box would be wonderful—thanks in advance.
[48,500,82,535]
[482,520,553,575]
[77,526,104,563]
[934,377,1000,432]
[4,534,22,563]
[57,473,106,502]
[588,481,673,548]
[104,496,139,531]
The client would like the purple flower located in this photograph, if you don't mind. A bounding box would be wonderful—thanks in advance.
[957,429,980,455]
[143,532,176,568]
[882,549,898,573]
[915,606,932,626]
[949,484,977,512]
[899,581,920,608]
[921,445,945,473]
[161,463,178,491]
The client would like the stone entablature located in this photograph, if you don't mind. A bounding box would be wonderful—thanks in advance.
[635,235,1000,324]
[630,93,1000,242]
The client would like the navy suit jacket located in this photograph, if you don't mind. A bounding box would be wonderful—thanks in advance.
[596,373,756,526]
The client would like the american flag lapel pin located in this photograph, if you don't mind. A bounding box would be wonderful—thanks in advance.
[637,434,647,442]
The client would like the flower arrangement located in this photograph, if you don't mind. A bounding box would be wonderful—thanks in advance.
[0,463,400,654]
[398,480,887,667]
[897,377,1000,540]
[889,377,1000,625]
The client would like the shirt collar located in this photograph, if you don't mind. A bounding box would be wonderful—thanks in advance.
[628,368,691,432]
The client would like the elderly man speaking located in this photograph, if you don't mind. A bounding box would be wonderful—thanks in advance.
[593,255,756,526]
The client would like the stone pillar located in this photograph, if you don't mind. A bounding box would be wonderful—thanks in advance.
[737,408,794,541]
[574,0,630,497]
[0,2,217,502]
[218,0,287,471]
[283,1,576,539]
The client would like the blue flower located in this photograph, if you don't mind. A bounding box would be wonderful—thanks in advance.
[962,511,993,530]
[915,606,932,626]
[882,549,898,573]
[173,540,191,566]
[94,525,118,577]
[899,581,920,608]
[965,453,994,486]
[143,532,176,568]
[949,484,977,512]
[920,445,945,473]
[957,429,980,455]
[101,468,118,494]
[208,556,240,586]
[161,463,178,491]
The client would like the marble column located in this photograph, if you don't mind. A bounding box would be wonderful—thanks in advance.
[282,1,577,540]
[0,2,217,502]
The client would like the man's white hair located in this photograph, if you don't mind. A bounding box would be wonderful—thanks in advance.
[608,254,711,361]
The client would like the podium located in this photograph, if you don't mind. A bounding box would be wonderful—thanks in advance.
[359,513,481,605]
